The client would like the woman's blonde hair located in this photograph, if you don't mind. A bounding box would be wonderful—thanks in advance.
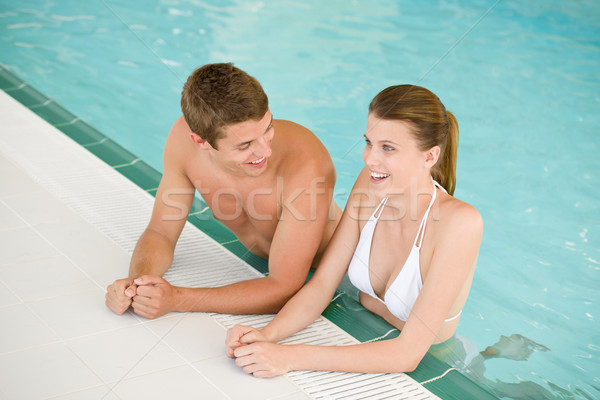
[369,85,458,195]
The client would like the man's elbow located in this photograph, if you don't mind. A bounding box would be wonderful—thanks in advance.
[264,275,305,312]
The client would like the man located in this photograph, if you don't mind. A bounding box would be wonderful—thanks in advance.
[105,63,341,319]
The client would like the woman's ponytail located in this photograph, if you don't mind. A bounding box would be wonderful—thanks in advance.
[432,111,458,195]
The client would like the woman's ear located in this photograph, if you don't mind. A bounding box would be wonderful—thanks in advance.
[189,133,213,150]
[424,145,441,168]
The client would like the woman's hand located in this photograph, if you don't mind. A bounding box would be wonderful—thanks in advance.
[225,324,269,358]
[233,342,292,378]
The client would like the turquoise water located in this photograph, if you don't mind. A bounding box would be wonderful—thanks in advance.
[1,0,599,398]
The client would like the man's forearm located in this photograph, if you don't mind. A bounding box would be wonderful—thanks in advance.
[176,276,300,314]
[128,229,176,278]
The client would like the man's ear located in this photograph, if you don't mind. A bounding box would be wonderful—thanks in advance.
[189,133,213,150]
[424,145,441,168]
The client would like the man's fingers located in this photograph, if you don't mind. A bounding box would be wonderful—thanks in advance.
[124,284,137,297]
[131,299,157,319]
[134,275,164,286]
[135,285,154,298]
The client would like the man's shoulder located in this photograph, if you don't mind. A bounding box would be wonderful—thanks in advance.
[163,116,195,174]
[272,119,314,141]
[169,116,191,139]
[273,119,331,163]
[275,120,334,181]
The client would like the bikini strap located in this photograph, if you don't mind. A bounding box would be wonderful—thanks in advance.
[373,197,388,220]
[432,178,447,194]
[414,180,439,248]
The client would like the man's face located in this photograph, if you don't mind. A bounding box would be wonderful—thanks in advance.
[210,110,274,177]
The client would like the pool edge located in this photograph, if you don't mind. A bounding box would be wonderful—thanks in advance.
[0,65,496,400]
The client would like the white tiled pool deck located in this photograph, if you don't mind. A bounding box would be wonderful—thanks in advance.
[0,90,439,399]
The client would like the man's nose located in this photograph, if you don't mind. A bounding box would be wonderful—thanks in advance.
[256,135,272,158]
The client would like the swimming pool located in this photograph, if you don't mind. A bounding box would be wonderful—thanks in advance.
[1,0,598,398]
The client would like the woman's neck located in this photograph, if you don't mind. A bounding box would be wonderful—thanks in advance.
[382,175,434,222]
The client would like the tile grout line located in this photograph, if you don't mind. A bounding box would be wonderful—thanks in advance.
[43,383,124,400]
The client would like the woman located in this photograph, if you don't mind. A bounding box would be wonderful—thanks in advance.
[225,84,483,377]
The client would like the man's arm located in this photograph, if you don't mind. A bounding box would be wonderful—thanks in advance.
[131,157,337,317]
[105,120,195,315]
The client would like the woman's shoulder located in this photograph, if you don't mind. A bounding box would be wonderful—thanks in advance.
[438,192,483,235]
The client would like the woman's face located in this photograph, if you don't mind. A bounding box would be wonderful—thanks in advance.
[362,114,428,198]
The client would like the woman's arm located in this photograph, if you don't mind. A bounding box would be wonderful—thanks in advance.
[226,169,370,353]
[233,332,420,378]
[233,198,483,377]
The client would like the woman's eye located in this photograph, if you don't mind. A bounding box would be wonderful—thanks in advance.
[383,145,394,151]
[365,139,372,146]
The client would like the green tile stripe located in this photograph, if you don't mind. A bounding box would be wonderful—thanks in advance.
[0,66,495,400]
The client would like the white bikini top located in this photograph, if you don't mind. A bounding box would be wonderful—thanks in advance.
[347,179,461,323]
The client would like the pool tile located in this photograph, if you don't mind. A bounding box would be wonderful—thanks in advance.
[0,68,24,90]
[0,226,60,267]
[0,165,45,198]
[85,137,138,167]
[69,242,132,288]
[0,201,26,231]
[113,365,228,399]
[34,219,120,258]
[0,155,17,172]
[193,355,301,400]
[116,160,162,191]
[0,343,101,399]
[423,369,496,400]
[49,385,120,400]
[144,312,226,363]
[0,281,20,308]
[2,189,81,226]
[30,100,77,126]
[0,255,98,302]
[27,288,140,340]
[406,353,455,383]
[269,391,312,400]
[66,324,186,383]
[56,119,106,146]
[0,304,59,354]
[5,84,50,108]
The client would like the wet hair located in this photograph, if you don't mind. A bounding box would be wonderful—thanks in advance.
[369,85,458,195]
[180,63,269,148]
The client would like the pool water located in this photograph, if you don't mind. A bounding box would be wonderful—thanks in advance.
[1,0,599,398]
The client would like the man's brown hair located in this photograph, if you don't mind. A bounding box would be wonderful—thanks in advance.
[181,63,269,148]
